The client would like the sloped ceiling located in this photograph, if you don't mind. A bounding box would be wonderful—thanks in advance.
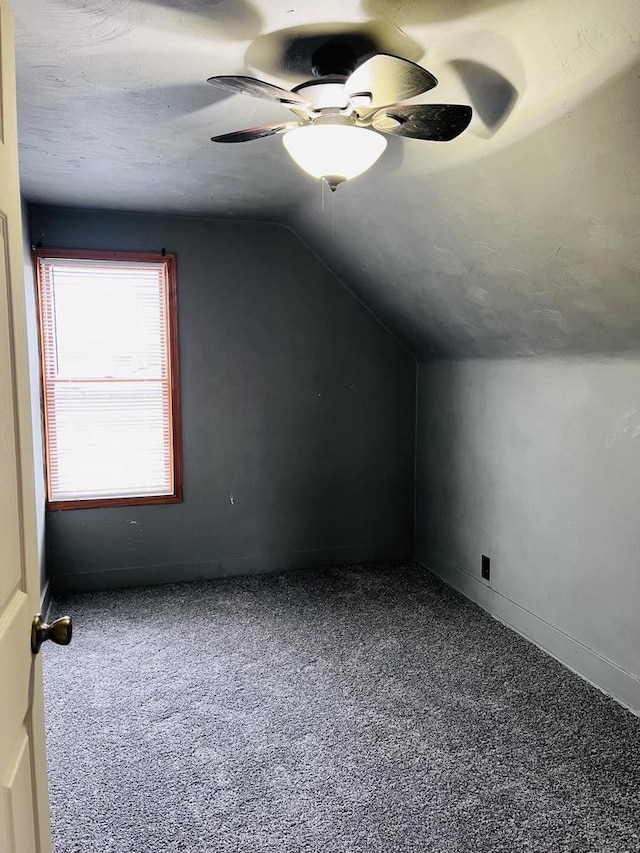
[12,0,640,356]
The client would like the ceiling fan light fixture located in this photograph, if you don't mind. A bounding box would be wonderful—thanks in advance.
[282,124,387,185]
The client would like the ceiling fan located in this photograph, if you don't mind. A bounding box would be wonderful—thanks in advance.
[207,40,472,190]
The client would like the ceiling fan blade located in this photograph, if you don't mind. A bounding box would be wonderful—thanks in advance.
[211,121,303,143]
[372,104,472,141]
[344,54,437,108]
[206,75,311,108]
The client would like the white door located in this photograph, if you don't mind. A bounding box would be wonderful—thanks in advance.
[0,1,54,850]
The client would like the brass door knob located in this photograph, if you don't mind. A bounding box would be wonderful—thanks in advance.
[31,613,73,655]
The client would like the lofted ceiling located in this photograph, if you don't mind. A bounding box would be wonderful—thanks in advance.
[12,0,640,356]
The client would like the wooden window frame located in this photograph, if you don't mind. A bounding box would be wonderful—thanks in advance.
[34,247,183,511]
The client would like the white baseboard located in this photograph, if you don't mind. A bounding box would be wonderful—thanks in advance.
[413,543,640,717]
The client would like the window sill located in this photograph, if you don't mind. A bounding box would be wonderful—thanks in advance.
[46,492,183,511]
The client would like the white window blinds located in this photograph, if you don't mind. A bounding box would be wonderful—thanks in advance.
[37,255,179,504]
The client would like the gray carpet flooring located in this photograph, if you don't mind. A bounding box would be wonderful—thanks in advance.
[43,562,640,852]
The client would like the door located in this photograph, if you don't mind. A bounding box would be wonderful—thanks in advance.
[0,1,53,851]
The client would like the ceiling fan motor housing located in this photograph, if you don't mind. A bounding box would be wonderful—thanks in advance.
[291,79,353,113]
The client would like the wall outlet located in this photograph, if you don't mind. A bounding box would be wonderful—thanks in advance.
[481,555,491,581]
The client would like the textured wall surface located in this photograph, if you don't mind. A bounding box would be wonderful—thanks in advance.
[13,0,640,358]
[415,358,640,712]
[293,46,640,358]
[30,205,415,592]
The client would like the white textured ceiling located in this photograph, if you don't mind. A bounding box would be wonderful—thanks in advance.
[13,0,640,356]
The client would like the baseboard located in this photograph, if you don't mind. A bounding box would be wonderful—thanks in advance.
[50,540,412,595]
[40,578,53,619]
[413,543,640,717]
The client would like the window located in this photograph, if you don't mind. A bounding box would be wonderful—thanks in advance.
[35,248,182,509]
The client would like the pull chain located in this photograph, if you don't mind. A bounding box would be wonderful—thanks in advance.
[331,188,335,236]
[319,177,336,234]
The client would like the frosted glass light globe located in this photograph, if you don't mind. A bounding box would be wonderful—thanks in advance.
[283,124,387,183]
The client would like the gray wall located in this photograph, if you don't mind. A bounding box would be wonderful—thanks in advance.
[415,357,640,714]
[30,205,415,593]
